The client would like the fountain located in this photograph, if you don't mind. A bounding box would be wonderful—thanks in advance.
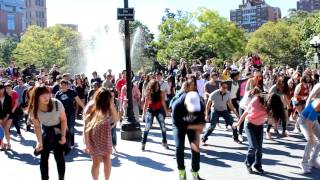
[78,1,148,79]
[83,23,125,78]
[131,27,144,73]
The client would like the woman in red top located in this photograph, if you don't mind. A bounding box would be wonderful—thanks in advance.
[5,82,20,146]
[293,75,311,132]
[141,80,169,151]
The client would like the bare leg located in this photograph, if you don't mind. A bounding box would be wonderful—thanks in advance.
[295,106,303,130]
[4,119,12,148]
[91,156,101,180]
[103,155,111,180]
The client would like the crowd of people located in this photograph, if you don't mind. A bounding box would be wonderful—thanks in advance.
[0,54,320,179]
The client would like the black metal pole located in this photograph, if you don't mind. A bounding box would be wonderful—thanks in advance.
[124,0,134,122]
[121,0,141,140]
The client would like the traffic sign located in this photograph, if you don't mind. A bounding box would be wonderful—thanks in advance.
[117,8,135,21]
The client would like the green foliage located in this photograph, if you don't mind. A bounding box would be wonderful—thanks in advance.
[0,38,18,65]
[294,12,320,65]
[246,10,320,67]
[246,21,304,67]
[13,25,82,72]
[196,8,247,59]
[156,8,247,66]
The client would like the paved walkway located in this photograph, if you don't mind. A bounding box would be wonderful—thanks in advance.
[1,118,319,180]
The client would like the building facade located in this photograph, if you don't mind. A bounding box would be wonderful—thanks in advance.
[297,0,320,12]
[230,0,281,33]
[25,0,47,28]
[0,0,26,38]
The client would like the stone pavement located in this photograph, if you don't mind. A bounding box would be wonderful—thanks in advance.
[1,118,320,180]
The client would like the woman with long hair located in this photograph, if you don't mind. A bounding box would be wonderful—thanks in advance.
[234,93,283,174]
[141,73,153,119]
[245,70,263,92]
[266,78,286,139]
[282,77,295,136]
[30,85,68,180]
[0,83,12,150]
[141,79,169,151]
[5,81,21,137]
[179,58,189,78]
[83,87,119,180]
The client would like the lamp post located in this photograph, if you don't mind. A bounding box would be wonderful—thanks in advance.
[119,0,142,140]
[310,35,320,69]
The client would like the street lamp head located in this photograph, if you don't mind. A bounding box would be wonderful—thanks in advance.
[310,35,320,47]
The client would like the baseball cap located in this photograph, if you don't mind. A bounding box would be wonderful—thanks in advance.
[184,91,201,113]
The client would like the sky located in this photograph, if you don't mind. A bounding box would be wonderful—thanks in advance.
[47,0,297,37]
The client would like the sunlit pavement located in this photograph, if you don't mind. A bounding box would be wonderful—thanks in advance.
[1,118,320,180]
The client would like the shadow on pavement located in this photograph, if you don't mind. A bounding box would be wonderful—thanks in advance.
[65,148,91,162]
[200,149,244,167]
[114,152,174,172]
[112,155,122,167]
[257,171,305,180]
[291,170,320,180]
[145,149,175,157]
[11,135,37,148]
[4,149,39,165]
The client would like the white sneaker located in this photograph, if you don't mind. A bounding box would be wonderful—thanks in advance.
[309,159,320,169]
[238,135,244,142]
[300,163,311,174]
[293,128,300,134]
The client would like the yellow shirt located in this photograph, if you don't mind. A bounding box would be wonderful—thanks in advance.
[221,71,229,81]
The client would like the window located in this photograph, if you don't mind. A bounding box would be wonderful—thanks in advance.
[22,16,26,30]
[36,0,44,7]
[7,14,15,30]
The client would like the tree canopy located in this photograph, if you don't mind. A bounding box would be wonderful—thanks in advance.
[247,11,320,67]
[13,25,83,72]
[155,8,247,66]
[0,38,17,66]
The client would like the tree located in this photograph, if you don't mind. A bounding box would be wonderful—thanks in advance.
[196,8,247,60]
[246,21,304,67]
[294,12,320,65]
[0,38,18,65]
[156,8,247,66]
[13,25,82,72]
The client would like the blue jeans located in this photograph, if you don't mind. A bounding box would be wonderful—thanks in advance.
[66,113,75,146]
[142,108,167,144]
[245,121,264,168]
[173,127,200,172]
[111,126,117,146]
[202,110,238,141]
